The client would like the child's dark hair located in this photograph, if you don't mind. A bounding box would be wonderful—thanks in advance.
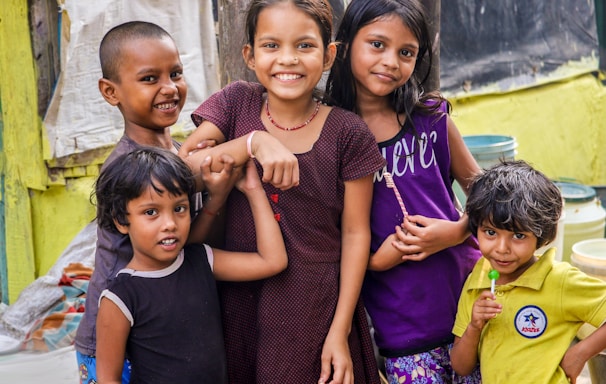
[100,21,173,81]
[93,147,196,234]
[325,0,447,127]
[465,160,563,249]
[244,0,334,51]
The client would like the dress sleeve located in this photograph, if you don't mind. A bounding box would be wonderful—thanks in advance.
[191,81,262,140]
[337,110,386,181]
[191,81,239,134]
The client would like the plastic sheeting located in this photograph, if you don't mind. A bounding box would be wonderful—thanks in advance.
[44,0,220,159]
[440,0,599,94]
[0,346,79,383]
[0,222,95,343]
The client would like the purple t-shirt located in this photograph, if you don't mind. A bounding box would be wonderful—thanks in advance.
[362,103,481,356]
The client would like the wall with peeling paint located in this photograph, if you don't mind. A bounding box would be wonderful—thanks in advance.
[0,0,49,303]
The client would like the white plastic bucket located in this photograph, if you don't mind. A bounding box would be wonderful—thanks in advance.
[571,239,606,384]
[556,182,606,263]
[570,238,606,280]
[535,211,565,261]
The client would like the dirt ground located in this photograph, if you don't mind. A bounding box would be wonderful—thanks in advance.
[0,345,598,383]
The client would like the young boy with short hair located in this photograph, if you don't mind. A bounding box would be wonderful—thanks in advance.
[75,21,197,383]
[450,160,606,383]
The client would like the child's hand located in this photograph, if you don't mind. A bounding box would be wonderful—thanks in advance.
[178,138,217,157]
[391,224,425,261]
[186,139,217,156]
[560,347,584,384]
[470,290,502,331]
[236,160,263,194]
[249,132,299,190]
[395,215,468,261]
[200,154,241,211]
[318,331,353,384]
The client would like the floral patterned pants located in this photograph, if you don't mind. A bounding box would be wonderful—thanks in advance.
[384,343,481,384]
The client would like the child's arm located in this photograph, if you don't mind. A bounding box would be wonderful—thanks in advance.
[319,175,374,384]
[368,217,471,271]
[447,116,481,195]
[368,215,470,270]
[211,160,287,281]
[377,116,480,263]
[188,155,240,245]
[367,225,409,271]
[178,121,299,191]
[451,290,502,375]
[561,323,606,381]
[96,297,130,384]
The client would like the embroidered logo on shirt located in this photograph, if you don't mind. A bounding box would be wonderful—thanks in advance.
[514,305,547,338]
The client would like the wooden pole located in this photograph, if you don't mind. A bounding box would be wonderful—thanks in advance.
[217,0,254,86]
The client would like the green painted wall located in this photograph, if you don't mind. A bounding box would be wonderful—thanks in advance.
[450,73,606,186]
[30,177,97,277]
[0,0,48,303]
[0,92,7,304]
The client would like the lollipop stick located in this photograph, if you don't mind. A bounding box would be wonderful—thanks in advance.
[488,269,500,294]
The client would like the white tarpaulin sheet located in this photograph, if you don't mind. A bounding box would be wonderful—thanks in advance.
[0,346,79,383]
[44,0,220,160]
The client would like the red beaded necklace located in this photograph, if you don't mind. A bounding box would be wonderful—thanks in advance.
[265,99,321,131]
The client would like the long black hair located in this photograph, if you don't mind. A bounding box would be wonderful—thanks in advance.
[325,0,448,133]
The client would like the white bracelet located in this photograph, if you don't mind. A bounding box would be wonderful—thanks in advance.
[247,131,257,159]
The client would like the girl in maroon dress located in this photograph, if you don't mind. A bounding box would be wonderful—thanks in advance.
[179,1,385,383]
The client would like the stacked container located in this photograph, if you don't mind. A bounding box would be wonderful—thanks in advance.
[555,182,606,263]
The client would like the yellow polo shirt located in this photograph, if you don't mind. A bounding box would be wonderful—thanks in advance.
[453,248,606,384]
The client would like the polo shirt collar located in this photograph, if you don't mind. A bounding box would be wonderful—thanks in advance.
[467,248,556,291]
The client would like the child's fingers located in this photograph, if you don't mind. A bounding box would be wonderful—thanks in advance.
[260,161,299,190]
[187,139,217,156]
[218,153,235,173]
[199,156,212,177]
[473,291,502,317]
[318,356,332,384]
[196,139,217,149]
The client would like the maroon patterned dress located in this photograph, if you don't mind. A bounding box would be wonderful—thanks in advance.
[192,81,385,384]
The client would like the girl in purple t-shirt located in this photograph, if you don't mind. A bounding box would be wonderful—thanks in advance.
[326,0,482,383]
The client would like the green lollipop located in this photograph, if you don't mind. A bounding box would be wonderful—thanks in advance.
[488,269,500,294]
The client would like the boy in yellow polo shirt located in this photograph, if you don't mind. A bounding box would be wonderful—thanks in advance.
[450,160,606,383]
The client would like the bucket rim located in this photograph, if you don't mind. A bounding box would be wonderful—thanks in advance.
[462,135,518,154]
[572,238,606,253]
[555,182,597,203]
